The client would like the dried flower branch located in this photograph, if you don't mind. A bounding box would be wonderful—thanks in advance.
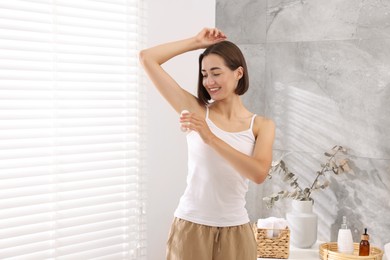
[263,145,351,208]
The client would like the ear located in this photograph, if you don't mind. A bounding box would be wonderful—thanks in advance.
[235,66,244,80]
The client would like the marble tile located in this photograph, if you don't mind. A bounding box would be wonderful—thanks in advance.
[267,0,390,42]
[216,0,267,44]
[265,39,390,159]
[241,44,267,222]
[216,0,390,249]
[357,0,390,39]
[239,44,267,115]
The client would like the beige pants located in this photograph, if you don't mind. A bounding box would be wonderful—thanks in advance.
[166,218,257,260]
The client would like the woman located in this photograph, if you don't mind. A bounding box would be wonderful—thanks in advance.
[139,28,275,260]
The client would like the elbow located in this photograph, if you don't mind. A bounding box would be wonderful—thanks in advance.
[253,178,264,185]
[138,49,147,66]
[138,49,158,68]
[252,173,267,185]
[252,160,272,184]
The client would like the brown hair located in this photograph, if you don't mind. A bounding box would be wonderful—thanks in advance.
[197,41,249,105]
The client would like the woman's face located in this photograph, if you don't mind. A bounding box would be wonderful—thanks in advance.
[201,54,242,101]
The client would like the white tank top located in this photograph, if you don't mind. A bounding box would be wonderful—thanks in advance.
[174,107,257,227]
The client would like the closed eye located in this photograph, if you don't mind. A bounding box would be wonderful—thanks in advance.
[202,73,220,78]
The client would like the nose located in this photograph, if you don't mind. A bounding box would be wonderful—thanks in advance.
[204,76,215,86]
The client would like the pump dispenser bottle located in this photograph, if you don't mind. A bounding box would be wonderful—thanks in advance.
[359,228,370,256]
[337,216,354,254]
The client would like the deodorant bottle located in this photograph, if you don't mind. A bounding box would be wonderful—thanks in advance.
[337,216,354,254]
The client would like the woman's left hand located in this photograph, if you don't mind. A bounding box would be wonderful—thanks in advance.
[180,111,215,144]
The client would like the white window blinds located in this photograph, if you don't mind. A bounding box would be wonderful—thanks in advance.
[0,0,147,259]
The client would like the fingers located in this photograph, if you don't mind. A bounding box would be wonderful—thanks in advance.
[178,111,214,143]
[209,28,226,39]
[180,110,192,132]
[179,112,193,126]
[179,110,191,125]
[211,28,226,38]
[179,112,202,131]
[201,27,226,39]
[179,112,200,123]
[195,27,227,48]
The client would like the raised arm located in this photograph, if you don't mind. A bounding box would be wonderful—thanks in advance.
[138,28,226,113]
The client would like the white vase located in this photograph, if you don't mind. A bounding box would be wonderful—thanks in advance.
[286,200,318,248]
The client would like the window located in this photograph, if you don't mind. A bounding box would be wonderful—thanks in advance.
[0,0,147,259]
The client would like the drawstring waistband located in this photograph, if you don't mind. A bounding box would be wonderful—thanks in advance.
[167,218,257,259]
[214,227,221,252]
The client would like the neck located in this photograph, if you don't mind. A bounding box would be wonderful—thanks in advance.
[210,96,247,119]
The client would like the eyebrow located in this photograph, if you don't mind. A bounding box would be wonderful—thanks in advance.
[201,67,222,72]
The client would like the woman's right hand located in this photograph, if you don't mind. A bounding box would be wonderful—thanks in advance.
[195,28,227,48]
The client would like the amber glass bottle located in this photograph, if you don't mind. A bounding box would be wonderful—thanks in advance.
[359,228,370,256]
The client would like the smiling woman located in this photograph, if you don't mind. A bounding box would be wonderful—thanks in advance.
[198,41,249,106]
[139,28,275,260]
[0,0,147,259]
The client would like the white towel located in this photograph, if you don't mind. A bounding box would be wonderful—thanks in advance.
[257,217,288,238]
[384,242,390,260]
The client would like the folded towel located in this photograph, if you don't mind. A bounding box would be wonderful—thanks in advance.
[385,242,390,260]
[257,217,288,238]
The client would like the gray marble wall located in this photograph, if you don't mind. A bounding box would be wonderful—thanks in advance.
[217,0,390,249]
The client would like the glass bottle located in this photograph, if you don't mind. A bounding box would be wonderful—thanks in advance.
[359,228,370,256]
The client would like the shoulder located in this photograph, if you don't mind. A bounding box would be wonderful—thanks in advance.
[253,115,275,128]
[253,115,275,139]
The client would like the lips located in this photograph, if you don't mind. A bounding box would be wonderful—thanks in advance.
[208,87,221,93]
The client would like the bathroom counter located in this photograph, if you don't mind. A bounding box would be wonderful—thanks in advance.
[258,241,322,260]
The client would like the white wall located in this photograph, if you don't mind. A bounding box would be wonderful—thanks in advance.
[145,1,215,259]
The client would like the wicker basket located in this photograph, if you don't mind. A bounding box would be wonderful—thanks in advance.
[253,225,290,259]
[319,242,383,260]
